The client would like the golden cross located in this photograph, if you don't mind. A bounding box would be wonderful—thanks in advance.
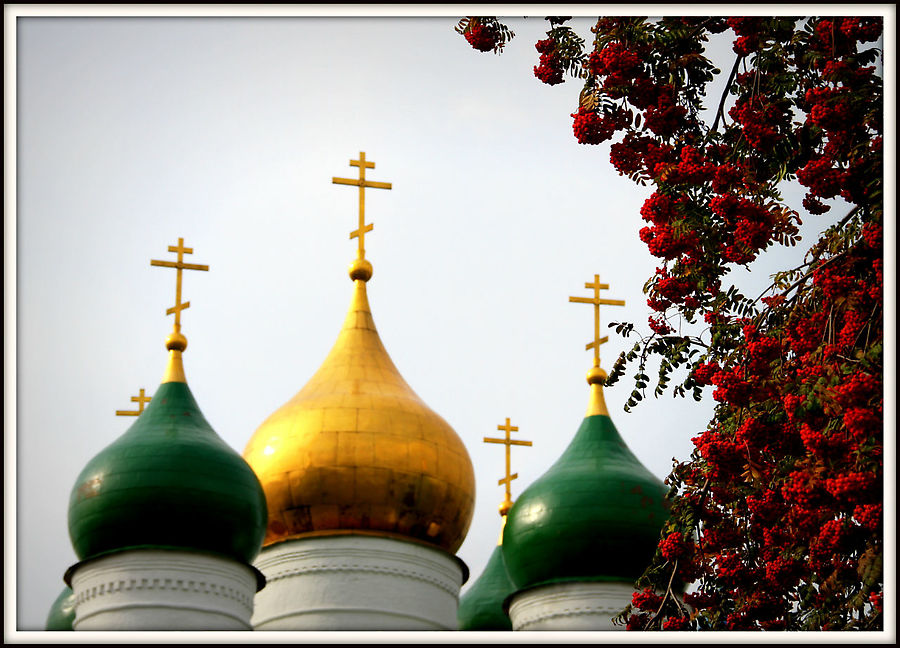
[150,238,209,330]
[332,152,392,260]
[569,274,625,369]
[115,388,151,417]
[484,417,532,515]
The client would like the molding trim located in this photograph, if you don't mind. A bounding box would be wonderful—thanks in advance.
[72,574,253,609]
[508,581,635,631]
[252,535,463,630]
[69,549,258,630]
[255,536,462,595]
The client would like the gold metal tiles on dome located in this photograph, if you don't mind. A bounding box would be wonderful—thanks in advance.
[243,278,476,553]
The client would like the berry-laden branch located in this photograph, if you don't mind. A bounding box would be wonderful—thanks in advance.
[455,17,515,54]
[457,15,884,631]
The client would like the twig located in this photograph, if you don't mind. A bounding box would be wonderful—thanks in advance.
[647,559,682,629]
[710,53,742,136]
[751,206,860,307]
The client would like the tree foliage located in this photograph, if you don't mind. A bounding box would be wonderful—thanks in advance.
[458,15,885,631]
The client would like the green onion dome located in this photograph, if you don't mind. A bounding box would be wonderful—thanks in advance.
[45,586,75,631]
[67,347,268,569]
[502,392,669,590]
[458,542,515,630]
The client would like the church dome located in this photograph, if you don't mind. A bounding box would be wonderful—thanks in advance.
[502,372,669,591]
[243,274,476,553]
[67,339,268,568]
[458,523,516,630]
[45,586,75,631]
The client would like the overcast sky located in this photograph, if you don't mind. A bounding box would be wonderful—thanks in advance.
[7,5,893,636]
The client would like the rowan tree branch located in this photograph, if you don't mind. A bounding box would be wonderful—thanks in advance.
[710,53,742,136]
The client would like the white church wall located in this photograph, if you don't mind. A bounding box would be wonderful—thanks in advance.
[252,534,464,630]
[69,549,258,630]
[507,581,635,631]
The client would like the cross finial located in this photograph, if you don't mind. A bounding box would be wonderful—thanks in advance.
[115,388,151,417]
[484,417,532,517]
[568,274,625,371]
[332,152,392,268]
[150,237,209,338]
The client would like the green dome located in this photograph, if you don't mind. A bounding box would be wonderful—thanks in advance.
[458,543,514,630]
[45,586,75,630]
[502,413,669,590]
[67,380,268,566]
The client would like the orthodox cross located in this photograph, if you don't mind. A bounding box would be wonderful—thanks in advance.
[115,388,151,417]
[150,238,209,331]
[332,152,392,260]
[569,274,625,369]
[484,417,532,516]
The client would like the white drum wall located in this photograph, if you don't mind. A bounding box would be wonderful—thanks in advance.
[69,549,258,630]
[252,535,465,630]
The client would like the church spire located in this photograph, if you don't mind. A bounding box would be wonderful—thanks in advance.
[332,151,392,282]
[483,417,532,522]
[457,418,528,630]
[149,237,209,383]
[568,274,624,416]
[114,388,151,417]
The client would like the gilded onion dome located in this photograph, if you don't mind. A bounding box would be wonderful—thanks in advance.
[243,270,476,552]
[244,152,475,554]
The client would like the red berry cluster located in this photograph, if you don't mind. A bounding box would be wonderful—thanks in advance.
[667,145,716,184]
[710,194,776,264]
[661,616,690,630]
[692,361,719,386]
[644,93,687,139]
[693,428,745,478]
[824,471,877,504]
[464,22,500,52]
[729,97,786,151]
[587,41,660,108]
[838,309,866,348]
[659,531,690,562]
[533,38,564,85]
[570,106,621,145]
[728,17,764,56]
[797,156,843,200]
[862,222,882,249]
[631,588,663,612]
[786,311,826,355]
[648,316,674,336]
[853,503,882,531]
[637,192,702,263]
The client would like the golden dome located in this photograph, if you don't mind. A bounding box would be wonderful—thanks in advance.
[243,276,476,553]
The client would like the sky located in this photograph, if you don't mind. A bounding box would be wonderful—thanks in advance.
[6,5,894,639]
